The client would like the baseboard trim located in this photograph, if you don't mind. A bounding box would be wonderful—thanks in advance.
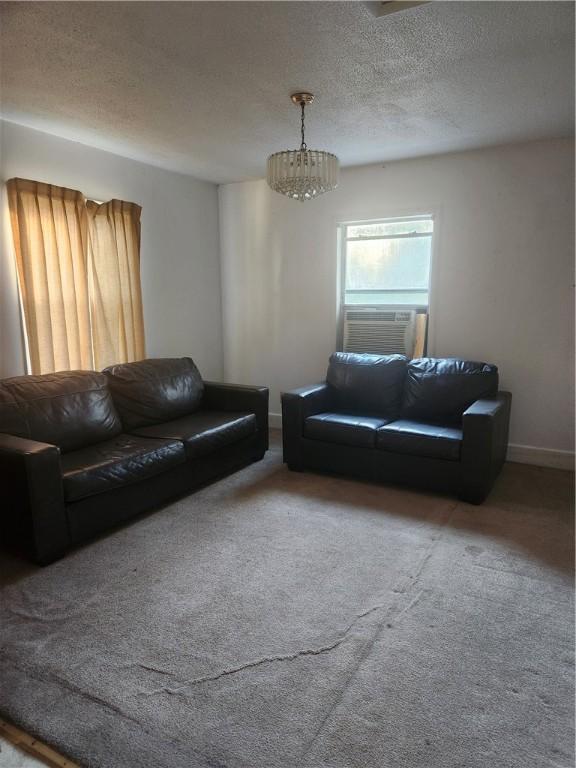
[0,717,80,767]
[507,444,574,471]
[269,414,573,471]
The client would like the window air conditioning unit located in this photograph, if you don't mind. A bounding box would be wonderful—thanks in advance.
[343,308,416,357]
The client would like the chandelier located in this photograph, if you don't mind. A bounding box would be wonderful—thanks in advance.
[267,93,339,202]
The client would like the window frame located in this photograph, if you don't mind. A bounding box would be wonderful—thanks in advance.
[336,213,436,353]
[339,214,434,312]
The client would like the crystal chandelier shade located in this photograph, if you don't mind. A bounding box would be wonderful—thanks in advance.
[267,150,339,202]
[266,93,339,202]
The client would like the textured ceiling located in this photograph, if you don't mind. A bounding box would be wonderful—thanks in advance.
[0,1,574,183]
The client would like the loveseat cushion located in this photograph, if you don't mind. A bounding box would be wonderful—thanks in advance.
[0,371,122,453]
[103,357,204,430]
[401,358,498,423]
[305,412,390,449]
[376,420,463,461]
[133,410,257,459]
[61,434,186,502]
[326,353,407,417]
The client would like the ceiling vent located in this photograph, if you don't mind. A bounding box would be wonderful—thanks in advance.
[364,1,430,18]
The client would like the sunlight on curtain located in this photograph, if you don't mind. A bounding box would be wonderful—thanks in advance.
[7,178,93,374]
[87,200,146,370]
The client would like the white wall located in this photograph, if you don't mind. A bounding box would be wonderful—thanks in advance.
[219,139,575,466]
[0,120,223,380]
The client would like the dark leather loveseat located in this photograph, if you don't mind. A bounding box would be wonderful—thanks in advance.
[0,357,268,564]
[282,353,511,504]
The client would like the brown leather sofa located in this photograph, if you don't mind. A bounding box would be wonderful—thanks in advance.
[282,353,511,504]
[0,358,268,564]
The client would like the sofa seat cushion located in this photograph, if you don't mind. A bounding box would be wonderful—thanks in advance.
[305,412,390,449]
[61,434,186,502]
[376,420,463,461]
[133,410,257,459]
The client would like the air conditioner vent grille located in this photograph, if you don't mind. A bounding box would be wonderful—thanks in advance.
[343,308,416,356]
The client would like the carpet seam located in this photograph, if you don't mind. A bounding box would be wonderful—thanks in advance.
[138,602,391,697]
[296,499,459,766]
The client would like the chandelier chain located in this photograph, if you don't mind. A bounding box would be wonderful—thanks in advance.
[300,101,307,151]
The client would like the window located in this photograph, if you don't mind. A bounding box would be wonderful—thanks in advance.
[341,215,433,308]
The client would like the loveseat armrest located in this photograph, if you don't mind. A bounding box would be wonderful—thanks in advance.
[281,383,332,419]
[203,382,269,446]
[0,433,69,564]
[460,391,512,504]
[281,383,332,468]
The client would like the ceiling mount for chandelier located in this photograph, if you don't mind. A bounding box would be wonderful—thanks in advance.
[266,92,339,202]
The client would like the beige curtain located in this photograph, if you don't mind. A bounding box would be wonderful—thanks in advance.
[7,179,146,374]
[87,199,146,370]
[7,178,93,374]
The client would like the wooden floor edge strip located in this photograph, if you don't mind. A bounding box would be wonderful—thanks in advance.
[0,717,82,768]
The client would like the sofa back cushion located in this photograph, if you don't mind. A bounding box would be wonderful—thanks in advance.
[0,371,122,452]
[103,357,204,430]
[326,352,408,416]
[402,358,499,422]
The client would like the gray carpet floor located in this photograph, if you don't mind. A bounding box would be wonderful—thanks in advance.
[0,433,574,768]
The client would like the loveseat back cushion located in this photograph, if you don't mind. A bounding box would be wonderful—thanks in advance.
[402,358,498,422]
[0,371,122,453]
[103,357,204,430]
[326,352,408,417]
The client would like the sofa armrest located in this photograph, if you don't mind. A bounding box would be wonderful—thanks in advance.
[281,383,332,467]
[460,391,512,503]
[0,433,69,564]
[203,382,269,445]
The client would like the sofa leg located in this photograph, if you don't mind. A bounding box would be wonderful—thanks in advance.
[458,490,488,505]
[287,462,304,472]
[34,547,68,566]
